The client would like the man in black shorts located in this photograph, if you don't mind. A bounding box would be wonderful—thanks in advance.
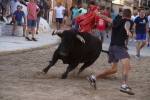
[87,9,135,95]
[49,2,65,31]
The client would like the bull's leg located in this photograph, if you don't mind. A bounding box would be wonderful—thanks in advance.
[77,51,100,75]
[42,50,60,74]
[61,63,79,79]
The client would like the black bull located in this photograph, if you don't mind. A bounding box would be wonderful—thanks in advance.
[42,29,109,79]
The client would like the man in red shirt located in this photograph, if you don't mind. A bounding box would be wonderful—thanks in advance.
[25,0,40,41]
[94,9,105,44]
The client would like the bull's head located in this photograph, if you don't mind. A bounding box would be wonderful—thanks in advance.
[52,30,85,56]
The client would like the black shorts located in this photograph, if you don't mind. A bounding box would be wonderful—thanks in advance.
[56,18,63,23]
[108,45,130,63]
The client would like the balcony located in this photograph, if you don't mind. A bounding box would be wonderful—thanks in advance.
[124,0,134,4]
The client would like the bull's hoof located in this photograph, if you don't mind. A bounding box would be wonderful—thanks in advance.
[42,70,47,75]
[61,74,67,79]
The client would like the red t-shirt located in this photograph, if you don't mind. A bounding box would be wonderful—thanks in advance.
[96,16,105,30]
[27,2,37,20]
[104,13,110,24]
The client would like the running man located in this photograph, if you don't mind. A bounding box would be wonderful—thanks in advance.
[87,9,134,95]
[133,9,149,58]
[147,11,150,46]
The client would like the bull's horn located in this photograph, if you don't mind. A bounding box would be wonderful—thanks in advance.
[76,35,85,44]
[52,30,63,35]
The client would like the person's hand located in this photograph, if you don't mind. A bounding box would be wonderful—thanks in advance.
[94,9,99,15]
[42,14,44,18]
[127,30,132,38]
[134,33,136,39]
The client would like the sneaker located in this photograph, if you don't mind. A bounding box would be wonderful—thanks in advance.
[25,37,32,41]
[135,53,140,59]
[106,35,109,38]
[119,85,134,95]
[22,34,25,37]
[11,33,15,36]
[36,32,38,34]
[32,38,37,41]
[134,39,136,42]
[129,39,132,42]
[87,75,97,89]
[125,46,129,50]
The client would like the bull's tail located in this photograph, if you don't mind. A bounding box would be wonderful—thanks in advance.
[101,50,109,55]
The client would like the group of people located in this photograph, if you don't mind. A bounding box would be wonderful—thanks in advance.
[0,0,48,41]
[52,1,149,95]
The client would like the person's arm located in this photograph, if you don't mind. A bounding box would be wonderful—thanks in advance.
[133,23,136,38]
[36,8,40,15]
[95,11,113,24]
[146,22,149,35]
[124,21,132,37]
[27,9,35,17]
[42,9,45,18]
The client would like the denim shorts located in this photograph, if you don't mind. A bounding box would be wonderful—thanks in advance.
[37,17,40,24]
[15,21,23,26]
[136,33,146,40]
[0,2,6,10]
[27,19,36,27]
[108,45,130,63]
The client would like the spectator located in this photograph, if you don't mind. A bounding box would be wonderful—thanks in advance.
[7,0,21,24]
[94,9,106,44]
[148,12,150,46]
[43,0,51,22]
[130,10,138,42]
[70,3,75,20]
[36,0,45,34]
[104,7,110,38]
[0,0,7,20]
[25,0,40,41]
[78,3,87,15]
[133,9,148,58]
[63,4,68,26]
[115,9,122,19]
[49,2,65,31]
[110,8,116,20]
[12,5,26,37]
[70,4,78,29]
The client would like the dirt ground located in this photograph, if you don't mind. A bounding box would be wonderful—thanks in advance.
[0,45,150,100]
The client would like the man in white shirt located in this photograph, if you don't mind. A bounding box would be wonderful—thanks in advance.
[50,2,65,31]
[147,12,150,46]
[130,10,138,42]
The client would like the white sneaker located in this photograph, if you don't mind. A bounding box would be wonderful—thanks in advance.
[134,39,136,42]
[129,39,132,42]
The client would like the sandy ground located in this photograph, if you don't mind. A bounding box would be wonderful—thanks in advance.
[0,45,150,100]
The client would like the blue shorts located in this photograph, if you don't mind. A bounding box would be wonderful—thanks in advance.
[27,19,36,27]
[15,21,23,26]
[37,17,40,24]
[0,2,6,10]
[136,33,146,40]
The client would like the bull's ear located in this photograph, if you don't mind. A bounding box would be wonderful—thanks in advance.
[52,30,63,37]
